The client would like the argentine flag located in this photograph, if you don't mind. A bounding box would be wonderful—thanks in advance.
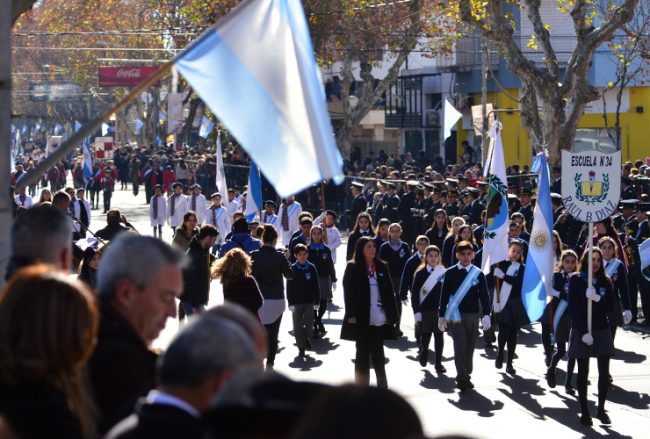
[83,138,93,184]
[481,121,510,273]
[199,115,215,139]
[245,161,263,222]
[174,0,343,197]
[522,151,555,322]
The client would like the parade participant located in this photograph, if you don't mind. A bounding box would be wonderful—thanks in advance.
[307,226,336,338]
[620,176,636,200]
[277,195,302,246]
[260,200,281,233]
[511,212,531,242]
[149,185,167,239]
[167,182,188,232]
[438,241,491,391]
[461,187,483,226]
[379,223,411,338]
[568,248,614,426]
[349,181,368,228]
[289,217,313,262]
[313,209,342,264]
[205,192,231,249]
[77,246,100,289]
[0,266,99,439]
[341,236,398,388]
[381,181,400,223]
[425,209,449,251]
[226,188,241,221]
[88,162,102,209]
[411,245,446,371]
[65,187,84,241]
[73,188,91,238]
[541,233,566,362]
[373,218,390,252]
[188,184,207,224]
[591,217,628,268]
[598,237,633,340]
[346,212,376,261]
[507,220,529,260]
[91,236,184,433]
[13,186,32,209]
[442,190,460,218]
[399,235,430,339]
[492,239,528,374]
[171,211,199,252]
[544,250,578,393]
[106,315,258,439]
[128,154,141,197]
[518,187,534,228]
[441,216,465,267]
[102,167,116,214]
[179,225,219,319]
[213,248,263,317]
[219,217,261,257]
[397,180,418,245]
[630,205,650,325]
[287,244,321,357]
[36,187,52,205]
[251,225,293,369]
[449,225,479,266]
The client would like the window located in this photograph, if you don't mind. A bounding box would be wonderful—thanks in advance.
[573,128,619,153]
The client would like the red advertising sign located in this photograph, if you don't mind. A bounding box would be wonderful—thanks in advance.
[98,66,160,87]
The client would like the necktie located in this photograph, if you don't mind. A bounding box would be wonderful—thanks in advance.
[153,196,159,220]
[192,195,197,212]
[211,206,217,225]
[282,204,289,231]
[19,195,25,206]
[79,200,89,226]
[171,194,177,216]
[262,212,266,223]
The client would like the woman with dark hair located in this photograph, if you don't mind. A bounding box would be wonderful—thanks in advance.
[598,236,632,342]
[592,217,627,268]
[251,225,293,369]
[450,224,478,266]
[171,210,199,252]
[77,247,100,289]
[213,248,264,317]
[341,236,398,388]
[425,209,449,251]
[441,216,465,267]
[36,188,52,206]
[568,247,614,426]
[345,212,376,261]
[0,265,99,438]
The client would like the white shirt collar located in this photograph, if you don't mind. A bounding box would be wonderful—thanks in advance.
[456,263,472,272]
[146,390,201,418]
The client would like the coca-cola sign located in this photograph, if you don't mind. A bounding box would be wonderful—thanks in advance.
[98,66,160,87]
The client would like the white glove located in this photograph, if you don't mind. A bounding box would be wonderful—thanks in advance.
[623,310,633,325]
[414,312,422,322]
[494,268,505,279]
[581,333,594,346]
[313,304,320,310]
[481,315,491,331]
[585,287,601,302]
[549,288,561,298]
[438,317,447,332]
[288,306,295,312]
[332,281,337,291]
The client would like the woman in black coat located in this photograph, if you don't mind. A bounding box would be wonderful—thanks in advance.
[341,236,398,388]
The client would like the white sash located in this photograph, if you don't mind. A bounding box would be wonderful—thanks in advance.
[419,266,445,305]
[493,261,520,313]
[444,265,481,323]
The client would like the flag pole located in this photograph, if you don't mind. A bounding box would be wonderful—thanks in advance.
[587,223,588,334]
[16,60,175,192]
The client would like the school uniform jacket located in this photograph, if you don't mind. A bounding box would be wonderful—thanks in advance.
[378,241,411,288]
[187,193,207,224]
[346,229,375,261]
[603,258,631,311]
[568,273,614,334]
[286,261,320,306]
[411,266,444,313]
[307,244,337,281]
[148,194,167,227]
[166,193,188,228]
[204,205,231,245]
[277,201,302,244]
[398,252,424,301]
[439,264,490,317]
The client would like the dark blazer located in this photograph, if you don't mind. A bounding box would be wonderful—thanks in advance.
[106,401,203,439]
[340,261,398,341]
[346,230,374,261]
[425,226,447,251]
[398,253,423,301]
[411,267,444,313]
[350,194,368,224]
[439,265,490,317]
[89,300,158,434]
[0,380,83,439]
[286,261,321,306]
[569,272,614,333]
[251,245,293,300]
[181,237,213,306]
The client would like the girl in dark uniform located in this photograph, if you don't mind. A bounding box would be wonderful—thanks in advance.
[411,245,446,372]
[544,250,578,393]
[425,209,449,251]
[346,212,376,261]
[492,239,528,374]
[568,247,615,426]
[598,236,632,340]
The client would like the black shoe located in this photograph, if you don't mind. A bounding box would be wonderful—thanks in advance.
[565,384,575,395]
[305,339,312,350]
[546,369,556,388]
[495,350,504,369]
[545,353,552,367]
[418,349,428,367]
[318,322,327,334]
[506,363,516,374]
[580,413,593,426]
[596,409,611,425]
[312,329,321,339]
[435,363,446,373]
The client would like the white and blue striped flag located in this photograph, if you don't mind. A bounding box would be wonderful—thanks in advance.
[199,115,215,139]
[640,238,650,281]
[174,0,343,197]
[245,161,263,222]
[522,151,555,322]
[83,138,93,184]
[215,131,229,210]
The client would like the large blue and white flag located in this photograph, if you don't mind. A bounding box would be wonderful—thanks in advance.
[135,119,144,135]
[215,131,229,210]
[481,121,510,273]
[83,138,93,184]
[199,115,215,139]
[522,151,555,322]
[640,238,650,282]
[174,0,343,197]
[443,98,463,140]
[74,120,82,133]
[245,161,263,222]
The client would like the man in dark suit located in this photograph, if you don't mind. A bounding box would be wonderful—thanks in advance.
[550,166,562,194]
[461,187,483,226]
[349,181,367,227]
[105,314,259,439]
[397,180,418,245]
[518,187,534,228]
[382,181,400,223]
[621,176,637,200]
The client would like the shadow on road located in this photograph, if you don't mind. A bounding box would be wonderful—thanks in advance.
[498,373,547,420]
[607,384,650,410]
[612,347,647,364]
[288,354,323,371]
[419,370,456,394]
[311,336,340,355]
[448,390,504,417]
[385,337,418,352]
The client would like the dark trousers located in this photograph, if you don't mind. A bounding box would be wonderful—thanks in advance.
[449,313,479,382]
[153,225,163,239]
[417,326,444,365]
[103,189,112,212]
[497,322,519,364]
[638,275,650,323]
[355,326,387,388]
[391,277,402,333]
[577,356,610,415]
[629,269,639,321]
[264,316,282,366]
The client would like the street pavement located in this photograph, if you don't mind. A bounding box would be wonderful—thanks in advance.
[87,186,650,439]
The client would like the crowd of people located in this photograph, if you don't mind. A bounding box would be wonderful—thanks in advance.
[4,140,650,436]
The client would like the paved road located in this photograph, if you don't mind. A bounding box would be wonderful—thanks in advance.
[88,186,650,439]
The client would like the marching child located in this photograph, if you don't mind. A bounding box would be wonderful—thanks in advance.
[149,184,166,238]
[308,226,336,338]
[287,244,321,358]
[379,223,411,337]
